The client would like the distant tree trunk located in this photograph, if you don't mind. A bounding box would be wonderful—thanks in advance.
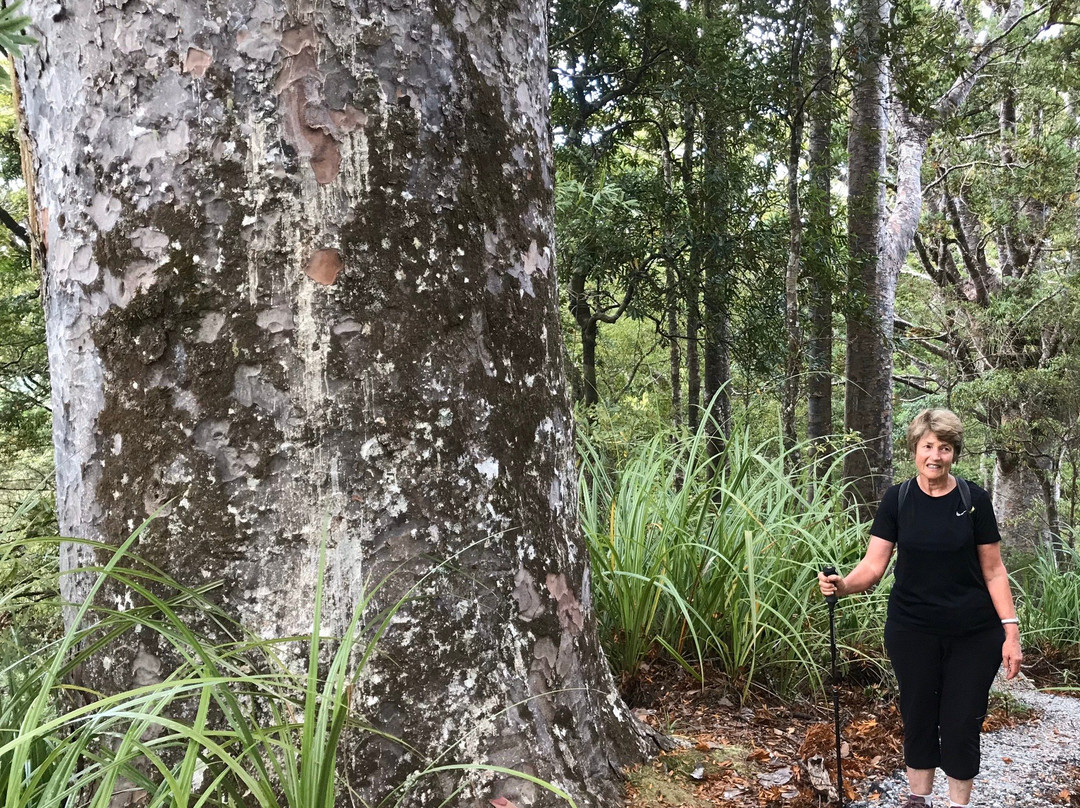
[570,270,601,409]
[843,0,892,509]
[994,448,1050,551]
[686,275,702,432]
[682,105,702,433]
[783,7,808,460]
[702,269,731,461]
[660,134,682,432]
[844,0,1025,508]
[805,0,835,456]
[668,268,683,432]
[19,1,653,804]
[1043,457,1066,563]
[700,42,731,461]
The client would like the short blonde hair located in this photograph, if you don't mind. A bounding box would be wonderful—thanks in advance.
[906,408,964,458]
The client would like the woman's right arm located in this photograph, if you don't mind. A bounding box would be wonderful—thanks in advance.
[818,536,895,597]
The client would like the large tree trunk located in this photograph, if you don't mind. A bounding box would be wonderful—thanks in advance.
[19,1,652,805]
[843,0,892,508]
[805,0,834,455]
[994,450,1051,552]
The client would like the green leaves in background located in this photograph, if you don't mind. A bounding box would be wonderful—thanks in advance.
[0,2,34,90]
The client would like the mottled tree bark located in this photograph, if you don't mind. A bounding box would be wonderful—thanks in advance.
[18,1,652,805]
[994,447,1052,551]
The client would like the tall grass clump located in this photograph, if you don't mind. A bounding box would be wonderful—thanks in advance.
[1012,542,1080,665]
[0,517,577,808]
[580,420,888,699]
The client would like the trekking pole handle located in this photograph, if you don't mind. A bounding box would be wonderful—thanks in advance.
[822,565,838,606]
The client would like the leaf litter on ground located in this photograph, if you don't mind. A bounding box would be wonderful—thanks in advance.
[622,660,1047,808]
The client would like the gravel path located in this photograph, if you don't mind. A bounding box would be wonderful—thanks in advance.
[852,673,1080,808]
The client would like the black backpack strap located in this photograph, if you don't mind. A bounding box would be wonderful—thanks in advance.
[956,476,973,516]
[900,476,973,510]
[898,477,914,513]
[899,476,974,522]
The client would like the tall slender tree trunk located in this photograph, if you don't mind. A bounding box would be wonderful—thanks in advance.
[668,267,683,432]
[661,135,682,432]
[843,0,1025,508]
[843,0,893,508]
[805,0,834,456]
[569,270,601,409]
[686,275,702,432]
[19,1,652,804]
[783,9,807,460]
[700,7,731,462]
[682,105,702,433]
[702,265,731,461]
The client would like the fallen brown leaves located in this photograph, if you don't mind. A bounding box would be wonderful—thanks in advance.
[623,661,1035,808]
[1045,765,1080,807]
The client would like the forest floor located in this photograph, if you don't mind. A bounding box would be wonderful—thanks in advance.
[623,649,1080,808]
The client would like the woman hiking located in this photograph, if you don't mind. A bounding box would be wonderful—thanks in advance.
[819,408,1023,808]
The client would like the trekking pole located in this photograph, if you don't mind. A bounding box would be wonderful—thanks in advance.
[822,565,845,808]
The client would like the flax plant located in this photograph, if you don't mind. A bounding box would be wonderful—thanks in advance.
[580,418,888,699]
[1014,543,1080,661]
[0,519,575,808]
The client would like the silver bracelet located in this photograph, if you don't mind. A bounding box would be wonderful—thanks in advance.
[1001,617,1019,625]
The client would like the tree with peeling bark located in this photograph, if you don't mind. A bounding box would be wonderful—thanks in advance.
[897,15,1080,555]
[16,1,654,805]
[843,0,1031,509]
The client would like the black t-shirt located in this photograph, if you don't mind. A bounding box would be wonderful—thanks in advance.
[870,478,1001,636]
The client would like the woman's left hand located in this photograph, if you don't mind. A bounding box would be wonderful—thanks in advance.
[1002,634,1023,680]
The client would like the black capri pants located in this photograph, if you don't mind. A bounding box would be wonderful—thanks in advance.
[884,622,1004,780]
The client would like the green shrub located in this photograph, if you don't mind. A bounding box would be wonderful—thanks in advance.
[1013,542,1080,659]
[580,419,889,699]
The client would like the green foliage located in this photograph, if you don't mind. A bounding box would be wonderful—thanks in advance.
[580,418,886,700]
[0,525,575,808]
[555,172,662,298]
[887,0,969,116]
[0,88,50,536]
[0,2,34,89]
[1012,542,1080,657]
[0,82,52,538]
[0,488,59,667]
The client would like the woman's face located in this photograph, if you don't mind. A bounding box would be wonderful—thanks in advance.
[914,431,955,484]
